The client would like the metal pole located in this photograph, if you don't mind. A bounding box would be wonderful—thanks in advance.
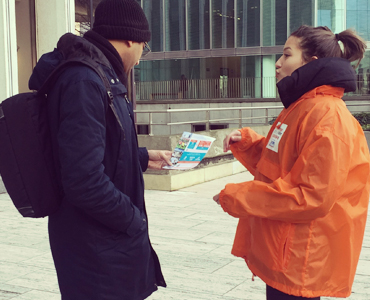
[206,110,210,131]
[287,0,290,36]
[162,0,166,51]
[260,0,263,47]
[234,0,237,48]
[149,113,153,136]
[185,0,189,50]
[209,0,213,49]
[239,109,242,128]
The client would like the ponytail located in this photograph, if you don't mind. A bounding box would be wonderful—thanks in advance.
[336,29,366,67]
[291,25,366,68]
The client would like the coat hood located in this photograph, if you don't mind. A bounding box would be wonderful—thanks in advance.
[29,33,111,91]
[277,57,357,109]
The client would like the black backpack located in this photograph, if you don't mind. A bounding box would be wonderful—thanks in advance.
[0,57,122,218]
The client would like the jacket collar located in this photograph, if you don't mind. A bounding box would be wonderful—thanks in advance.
[277,57,356,109]
[83,30,128,87]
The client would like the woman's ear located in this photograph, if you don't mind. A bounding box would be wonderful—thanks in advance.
[311,56,318,61]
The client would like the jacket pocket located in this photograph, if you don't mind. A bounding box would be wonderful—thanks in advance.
[126,209,147,237]
[248,218,293,272]
[96,211,149,256]
[278,223,293,271]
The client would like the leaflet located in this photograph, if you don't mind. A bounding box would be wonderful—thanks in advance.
[163,132,216,170]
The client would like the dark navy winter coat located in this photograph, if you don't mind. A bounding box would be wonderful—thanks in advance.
[29,33,165,300]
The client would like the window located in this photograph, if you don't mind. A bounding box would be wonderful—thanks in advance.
[346,0,370,41]
[143,0,164,52]
[290,0,314,34]
[237,0,260,47]
[75,0,94,35]
[212,0,235,48]
[137,125,149,135]
[210,124,228,129]
[263,0,287,46]
[192,124,229,132]
[188,0,210,50]
[193,124,207,132]
[318,0,345,33]
[165,0,186,51]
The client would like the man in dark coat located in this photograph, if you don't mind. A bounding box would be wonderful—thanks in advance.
[28,0,171,299]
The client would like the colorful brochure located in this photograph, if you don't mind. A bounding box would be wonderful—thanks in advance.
[163,132,216,170]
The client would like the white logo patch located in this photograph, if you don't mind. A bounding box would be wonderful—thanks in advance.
[266,122,288,153]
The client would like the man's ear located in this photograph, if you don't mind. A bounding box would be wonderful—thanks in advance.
[126,41,134,47]
[311,56,318,61]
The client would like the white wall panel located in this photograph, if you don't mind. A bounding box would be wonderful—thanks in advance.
[35,0,75,59]
[0,0,18,98]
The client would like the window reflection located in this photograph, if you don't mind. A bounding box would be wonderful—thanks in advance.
[75,0,91,35]
[318,0,345,33]
[143,0,163,52]
[165,0,186,51]
[188,0,210,50]
[237,0,260,47]
[347,0,370,41]
[77,0,370,101]
[212,0,235,48]
[263,0,287,46]
[290,0,314,34]
[136,56,268,100]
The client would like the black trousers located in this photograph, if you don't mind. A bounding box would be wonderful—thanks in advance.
[266,286,320,300]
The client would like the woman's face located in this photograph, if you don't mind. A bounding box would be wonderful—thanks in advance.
[275,36,307,82]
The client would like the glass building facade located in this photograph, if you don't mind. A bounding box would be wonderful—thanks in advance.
[75,0,370,101]
[347,0,370,41]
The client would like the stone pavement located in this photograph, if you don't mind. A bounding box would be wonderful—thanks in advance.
[0,171,370,299]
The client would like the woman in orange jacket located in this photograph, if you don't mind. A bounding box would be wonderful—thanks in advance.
[214,25,370,299]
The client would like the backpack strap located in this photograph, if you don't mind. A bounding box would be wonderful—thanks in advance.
[37,57,125,133]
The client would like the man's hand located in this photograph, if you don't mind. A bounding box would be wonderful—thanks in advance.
[213,193,220,205]
[223,130,242,152]
[147,150,172,170]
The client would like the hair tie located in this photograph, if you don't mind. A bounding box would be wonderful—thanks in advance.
[335,33,340,41]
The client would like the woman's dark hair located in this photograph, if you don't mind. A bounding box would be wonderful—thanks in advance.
[290,25,366,67]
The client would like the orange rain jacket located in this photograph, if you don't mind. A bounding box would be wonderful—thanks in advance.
[219,85,370,298]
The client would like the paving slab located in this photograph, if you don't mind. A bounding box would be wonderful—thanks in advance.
[0,171,369,299]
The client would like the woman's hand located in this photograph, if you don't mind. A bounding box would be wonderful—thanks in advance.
[223,130,242,152]
[147,150,172,170]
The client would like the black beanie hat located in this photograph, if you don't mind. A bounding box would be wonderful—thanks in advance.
[92,0,151,42]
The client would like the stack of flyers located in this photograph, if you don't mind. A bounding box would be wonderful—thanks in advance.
[163,132,216,170]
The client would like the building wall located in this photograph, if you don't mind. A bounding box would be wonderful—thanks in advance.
[1,0,370,137]
[135,97,370,136]
[0,0,18,99]
[15,0,36,93]
[347,0,370,41]
[34,0,75,60]
[137,0,370,101]
[0,0,75,100]
[3,0,369,100]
